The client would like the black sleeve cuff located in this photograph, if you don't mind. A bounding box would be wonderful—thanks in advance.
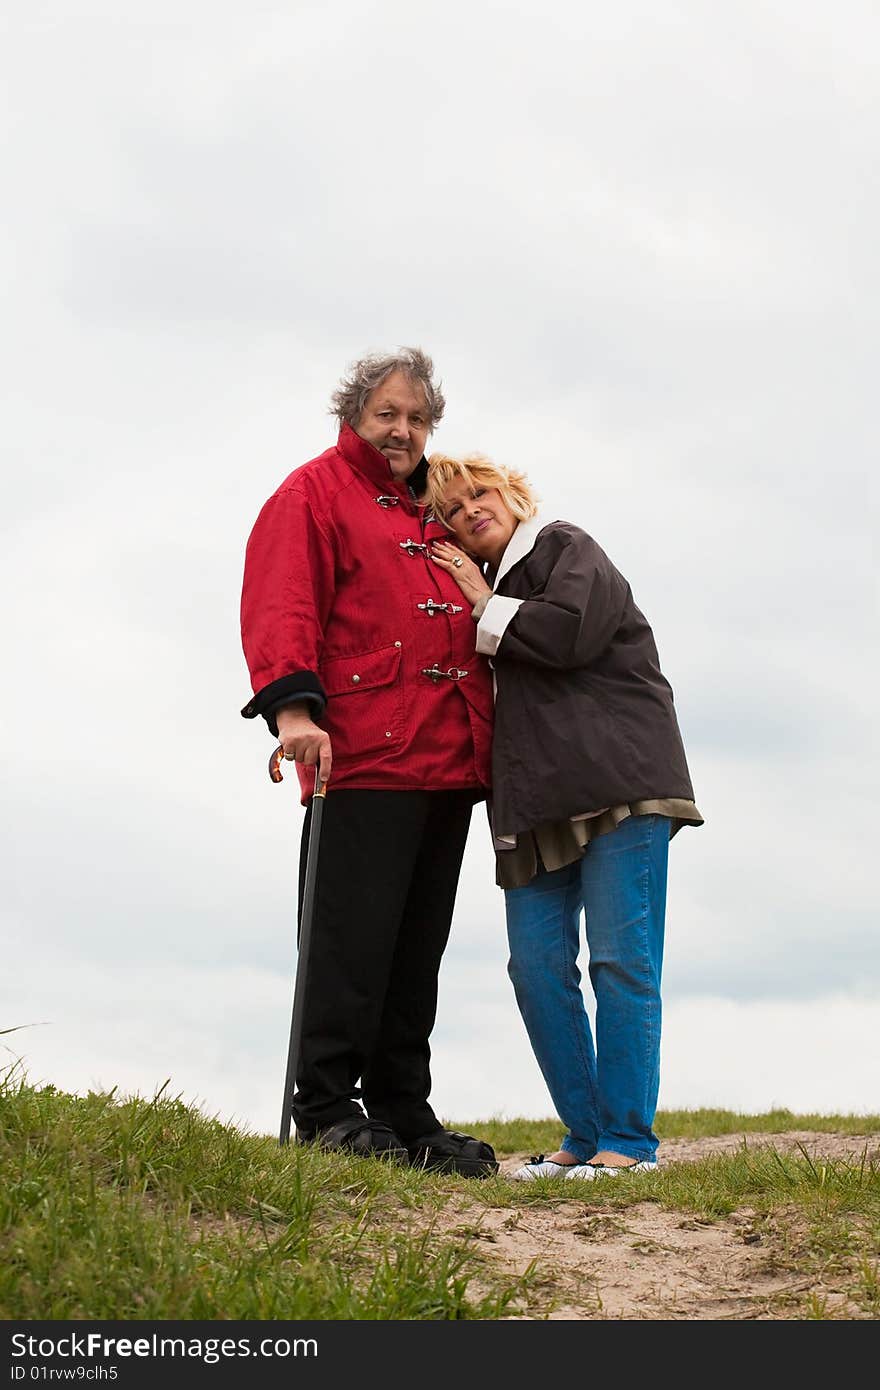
[240,671,327,736]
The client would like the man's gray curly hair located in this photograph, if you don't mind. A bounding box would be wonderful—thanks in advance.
[329,347,446,432]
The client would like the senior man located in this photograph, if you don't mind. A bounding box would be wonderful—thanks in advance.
[240,347,497,1176]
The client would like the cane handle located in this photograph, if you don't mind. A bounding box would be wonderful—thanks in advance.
[269,745,327,797]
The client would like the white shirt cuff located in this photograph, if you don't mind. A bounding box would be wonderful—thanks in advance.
[475,594,524,656]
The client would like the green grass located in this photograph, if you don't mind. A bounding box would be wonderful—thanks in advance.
[1,1062,878,1320]
[0,1065,534,1320]
[481,1108,880,1159]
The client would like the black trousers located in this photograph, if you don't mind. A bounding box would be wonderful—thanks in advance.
[292,789,476,1141]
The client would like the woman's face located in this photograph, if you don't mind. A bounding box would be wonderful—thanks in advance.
[440,476,518,566]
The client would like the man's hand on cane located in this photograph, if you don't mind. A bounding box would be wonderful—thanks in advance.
[274,703,332,786]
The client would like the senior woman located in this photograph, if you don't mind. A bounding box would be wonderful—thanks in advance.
[426,453,703,1181]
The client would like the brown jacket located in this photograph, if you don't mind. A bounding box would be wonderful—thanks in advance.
[476,517,697,838]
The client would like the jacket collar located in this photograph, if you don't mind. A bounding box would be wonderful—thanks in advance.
[337,421,427,500]
[491,512,551,589]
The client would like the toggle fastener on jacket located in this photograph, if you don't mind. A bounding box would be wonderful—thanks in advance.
[418,599,464,617]
[421,664,470,683]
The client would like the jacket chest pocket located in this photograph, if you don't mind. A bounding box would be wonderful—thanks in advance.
[319,644,404,758]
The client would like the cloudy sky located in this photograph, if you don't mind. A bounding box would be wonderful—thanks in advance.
[2,1,876,1139]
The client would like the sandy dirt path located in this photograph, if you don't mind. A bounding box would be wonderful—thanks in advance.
[446,1131,880,1319]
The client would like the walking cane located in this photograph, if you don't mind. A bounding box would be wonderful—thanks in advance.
[269,744,327,1147]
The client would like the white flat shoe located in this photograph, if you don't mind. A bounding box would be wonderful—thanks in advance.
[565,1160,658,1180]
[511,1154,576,1181]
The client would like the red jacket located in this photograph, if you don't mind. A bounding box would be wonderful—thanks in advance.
[240,423,493,803]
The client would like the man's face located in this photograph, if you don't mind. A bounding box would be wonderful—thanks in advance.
[354,370,430,479]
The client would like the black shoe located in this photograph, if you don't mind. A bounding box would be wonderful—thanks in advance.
[297,1115,408,1163]
[406,1128,499,1178]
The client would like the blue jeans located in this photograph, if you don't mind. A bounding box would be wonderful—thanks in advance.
[505,813,670,1164]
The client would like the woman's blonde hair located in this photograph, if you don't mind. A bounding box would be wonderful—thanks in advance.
[425,452,540,528]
